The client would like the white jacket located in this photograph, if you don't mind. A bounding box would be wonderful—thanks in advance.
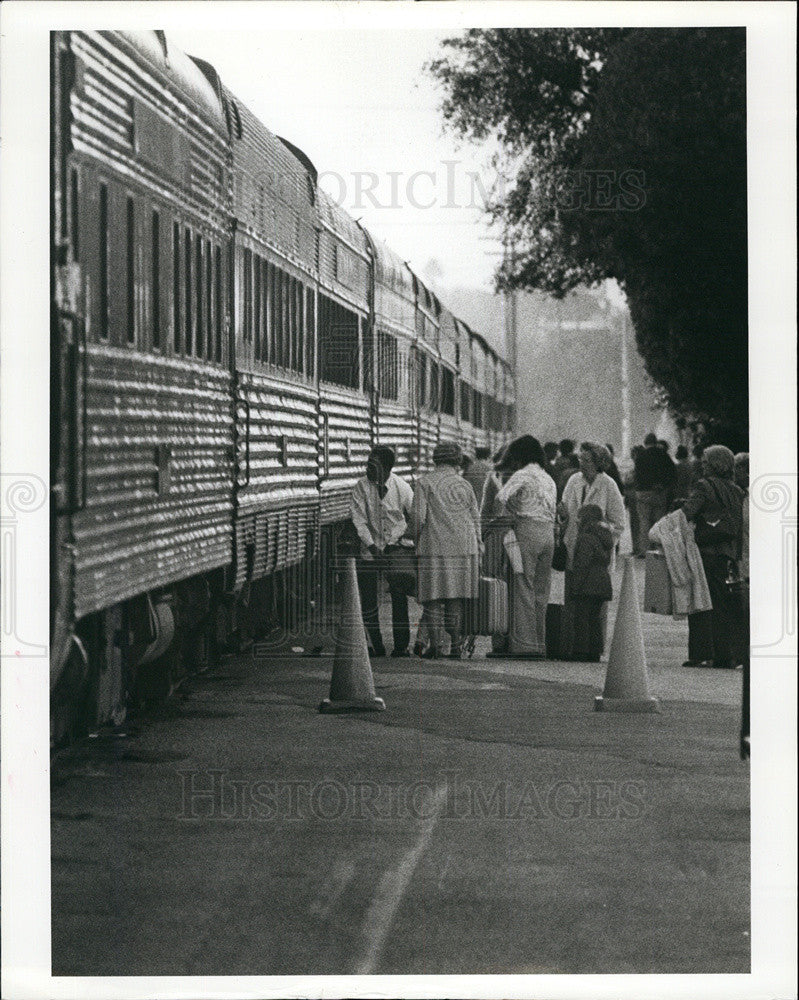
[648,509,712,617]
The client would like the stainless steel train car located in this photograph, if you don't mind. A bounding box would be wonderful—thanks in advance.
[50,30,515,743]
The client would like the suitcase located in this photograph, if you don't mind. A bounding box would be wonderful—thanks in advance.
[475,576,508,636]
[644,549,673,615]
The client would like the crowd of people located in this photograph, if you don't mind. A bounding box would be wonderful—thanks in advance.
[347,432,749,678]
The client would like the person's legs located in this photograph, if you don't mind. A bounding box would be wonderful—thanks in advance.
[531,524,554,654]
[702,552,734,667]
[687,610,714,664]
[587,599,604,661]
[356,559,384,654]
[424,600,445,656]
[572,597,590,660]
[635,491,654,556]
[443,599,464,655]
[627,496,641,555]
[510,520,549,656]
[388,585,410,654]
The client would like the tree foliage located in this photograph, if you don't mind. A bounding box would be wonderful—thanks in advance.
[427,28,748,447]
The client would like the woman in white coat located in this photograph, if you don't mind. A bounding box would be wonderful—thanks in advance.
[412,441,481,659]
[559,442,626,660]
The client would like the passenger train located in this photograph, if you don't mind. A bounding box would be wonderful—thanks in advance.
[50,30,515,743]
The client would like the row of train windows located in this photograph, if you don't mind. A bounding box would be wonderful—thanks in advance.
[415,355,455,416]
[91,177,223,360]
[241,249,314,376]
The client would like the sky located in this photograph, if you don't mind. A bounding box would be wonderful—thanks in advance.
[168,28,505,293]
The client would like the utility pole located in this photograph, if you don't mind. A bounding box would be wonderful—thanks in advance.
[620,306,631,457]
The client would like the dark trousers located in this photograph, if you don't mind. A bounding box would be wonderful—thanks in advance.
[688,610,714,662]
[701,551,737,667]
[572,596,604,662]
[356,557,410,654]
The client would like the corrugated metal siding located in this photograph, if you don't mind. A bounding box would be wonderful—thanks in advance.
[70,32,229,228]
[373,242,415,336]
[236,370,318,511]
[319,385,371,523]
[317,191,369,313]
[72,346,233,619]
[233,504,318,589]
[376,401,416,481]
[224,85,317,276]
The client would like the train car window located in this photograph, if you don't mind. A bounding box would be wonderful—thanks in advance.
[298,279,306,375]
[206,241,213,360]
[214,245,222,363]
[378,331,399,400]
[272,266,281,366]
[126,196,136,345]
[98,183,109,340]
[287,274,296,371]
[253,253,262,360]
[429,361,439,411]
[185,228,193,355]
[319,293,360,388]
[195,236,204,357]
[292,278,301,374]
[473,390,483,429]
[266,262,275,365]
[152,211,160,349]
[172,222,181,354]
[243,248,252,347]
[280,271,291,368]
[306,287,315,379]
[459,379,471,422]
[441,367,455,416]
[261,261,273,362]
[70,168,79,262]
[417,352,427,409]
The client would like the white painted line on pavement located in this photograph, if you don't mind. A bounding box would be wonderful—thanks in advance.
[354,783,448,976]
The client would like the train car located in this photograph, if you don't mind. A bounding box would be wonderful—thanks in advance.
[50,29,518,743]
[368,237,417,481]
[315,189,373,525]
[51,31,234,737]
[217,80,320,639]
[411,274,442,471]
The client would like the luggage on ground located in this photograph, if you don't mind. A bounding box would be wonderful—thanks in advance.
[475,576,508,636]
[644,548,673,615]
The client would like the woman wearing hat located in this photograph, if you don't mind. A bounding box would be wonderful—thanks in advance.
[411,440,481,658]
[681,444,744,669]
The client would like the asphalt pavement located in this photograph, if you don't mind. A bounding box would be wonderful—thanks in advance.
[50,559,749,976]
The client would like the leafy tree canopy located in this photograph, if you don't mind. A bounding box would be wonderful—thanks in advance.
[428,28,748,448]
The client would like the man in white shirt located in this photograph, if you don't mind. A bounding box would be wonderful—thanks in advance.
[350,445,415,657]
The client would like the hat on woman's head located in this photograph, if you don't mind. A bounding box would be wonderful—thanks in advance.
[432,441,462,466]
[703,444,735,480]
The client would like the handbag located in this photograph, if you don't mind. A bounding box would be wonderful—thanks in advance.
[552,523,568,572]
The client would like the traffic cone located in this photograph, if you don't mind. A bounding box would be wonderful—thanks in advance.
[594,556,659,713]
[319,556,386,713]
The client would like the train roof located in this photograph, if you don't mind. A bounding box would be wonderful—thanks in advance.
[316,188,369,257]
[117,32,227,129]
[367,238,414,299]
